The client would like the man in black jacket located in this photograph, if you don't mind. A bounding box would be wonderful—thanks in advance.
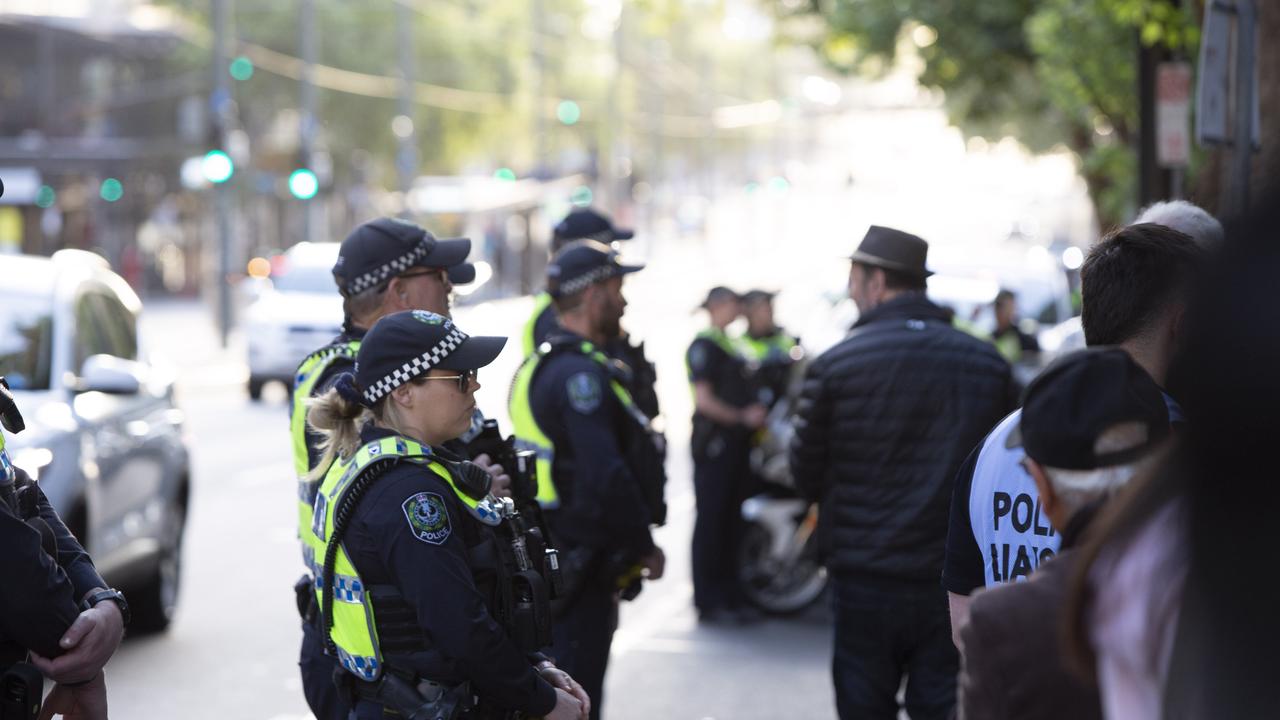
[790,225,1015,720]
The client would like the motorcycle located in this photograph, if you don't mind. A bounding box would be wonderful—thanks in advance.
[737,361,828,616]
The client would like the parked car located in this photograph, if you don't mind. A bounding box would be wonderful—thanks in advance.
[0,250,191,632]
[242,242,343,400]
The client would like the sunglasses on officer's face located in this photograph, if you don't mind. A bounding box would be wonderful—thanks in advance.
[418,368,478,393]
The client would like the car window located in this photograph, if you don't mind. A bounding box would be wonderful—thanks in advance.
[0,291,54,390]
[272,264,338,294]
[92,291,138,361]
[73,292,115,371]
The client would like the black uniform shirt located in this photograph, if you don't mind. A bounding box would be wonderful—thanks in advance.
[687,331,753,427]
[530,301,560,352]
[343,427,556,716]
[0,467,104,662]
[529,332,655,557]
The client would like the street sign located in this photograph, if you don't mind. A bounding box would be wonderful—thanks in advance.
[1157,62,1192,167]
[1196,0,1260,148]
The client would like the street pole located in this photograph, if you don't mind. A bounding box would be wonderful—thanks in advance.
[395,0,417,203]
[1137,29,1174,207]
[533,0,545,179]
[300,0,317,240]
[1230,0,1256,217]
[212,0,232,347]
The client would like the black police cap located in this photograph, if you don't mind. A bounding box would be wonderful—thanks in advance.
[552,208,633,250]
[546,240,644,299]
[333,217,472,296]
[1020,347,1170,471]
[351,310,506,407]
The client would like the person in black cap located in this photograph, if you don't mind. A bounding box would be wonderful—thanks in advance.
[508,240,667,720]
[686,286,765,623]
[789,225,1015,720]
[957,347,1170,720]
[291,216,488,720]
[521,208,661,422]
[303,310,588,720]
[738,289,800,409]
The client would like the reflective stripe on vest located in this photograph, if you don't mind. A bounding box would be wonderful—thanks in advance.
[966,409,1060,587]
[509,340,642,509]
[521,293,554,357]
[306,435,484,681]
[737,333,796,364]
[292,341,361,564]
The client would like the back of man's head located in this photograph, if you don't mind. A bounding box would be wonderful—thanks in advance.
[1080,223,1203,346]
[1134,200,1223,248]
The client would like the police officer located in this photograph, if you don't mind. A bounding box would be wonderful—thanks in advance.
[736,289,800,409]
[293,217,488,720]
[687,287,765,623]
[0,379,126,720]
[521,209,660,421]
[509,241,667,720]
[304,310,588,720]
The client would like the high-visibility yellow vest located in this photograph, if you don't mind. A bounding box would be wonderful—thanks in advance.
[520,292,554,357]
[508,339,642,509]
[737,332,796,364]
[291,341,360,568]
[306,434,486,682]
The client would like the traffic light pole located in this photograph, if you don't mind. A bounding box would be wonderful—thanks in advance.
[213,0,232,348]
[300,0,317,241]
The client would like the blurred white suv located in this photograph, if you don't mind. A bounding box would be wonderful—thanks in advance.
[243,242,344,400]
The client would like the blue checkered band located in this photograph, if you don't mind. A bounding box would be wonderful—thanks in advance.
[344,237,436,296]
[298,477,319,503]
[337,648,380,681]
[332,573,366,604]
[362,327,469,405]
[556,264,619,297]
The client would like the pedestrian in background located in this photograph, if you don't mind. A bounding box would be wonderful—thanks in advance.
[990,289,1039,364]
[688,286,766,624]
[957,347,1171,720]
[790,225,1015,720]
[737,289,799,410]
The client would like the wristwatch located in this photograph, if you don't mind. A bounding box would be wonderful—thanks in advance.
[82,588,130,627]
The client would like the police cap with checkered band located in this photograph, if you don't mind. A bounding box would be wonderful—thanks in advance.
[546,239,644,299]
[353,310,506,407]
[332,217,475,297]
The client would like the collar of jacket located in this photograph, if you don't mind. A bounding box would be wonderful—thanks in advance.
[851,292,950,330]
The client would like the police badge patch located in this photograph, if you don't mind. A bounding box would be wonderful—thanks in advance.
[566,371,602,414]
[402,492,451,545]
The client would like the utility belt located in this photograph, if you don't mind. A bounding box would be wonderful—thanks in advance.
[341,668,478,720]
[0,663,41,720]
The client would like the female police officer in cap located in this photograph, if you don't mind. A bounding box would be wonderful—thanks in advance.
[304,309,588,720]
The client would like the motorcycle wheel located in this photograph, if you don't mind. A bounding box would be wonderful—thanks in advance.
[737,520,828,615]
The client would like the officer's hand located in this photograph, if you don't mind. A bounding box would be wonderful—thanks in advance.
[472,453,512,498]
[30,601,124,684]
[38,670,108,720]
[538,664,590,718]
[641,546,666,581]
[544,687,585,720]
[741,404,768,429]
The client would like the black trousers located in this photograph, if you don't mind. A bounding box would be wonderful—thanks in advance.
[831,574,957,720]
[300,617,350,720]
[551,583,618,720]
[691,430,751,614]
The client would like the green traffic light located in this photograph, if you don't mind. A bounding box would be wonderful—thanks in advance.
[100,178,124,203]
[289,168,319,200]
[557,100,581,126]
[202,150,235,184]
[35,185,56,209]
[570,185,593,207]
[494,167,517,182]
[229,56,254,81]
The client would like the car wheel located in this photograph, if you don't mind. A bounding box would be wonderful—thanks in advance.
[129,498,185,634]
[248,376,265,401]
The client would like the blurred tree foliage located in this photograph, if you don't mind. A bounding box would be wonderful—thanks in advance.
[776,0,1200,227]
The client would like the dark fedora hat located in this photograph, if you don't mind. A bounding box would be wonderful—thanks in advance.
[848,225,933,278]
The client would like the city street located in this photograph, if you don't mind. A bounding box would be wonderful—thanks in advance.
[106,233,839,719]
